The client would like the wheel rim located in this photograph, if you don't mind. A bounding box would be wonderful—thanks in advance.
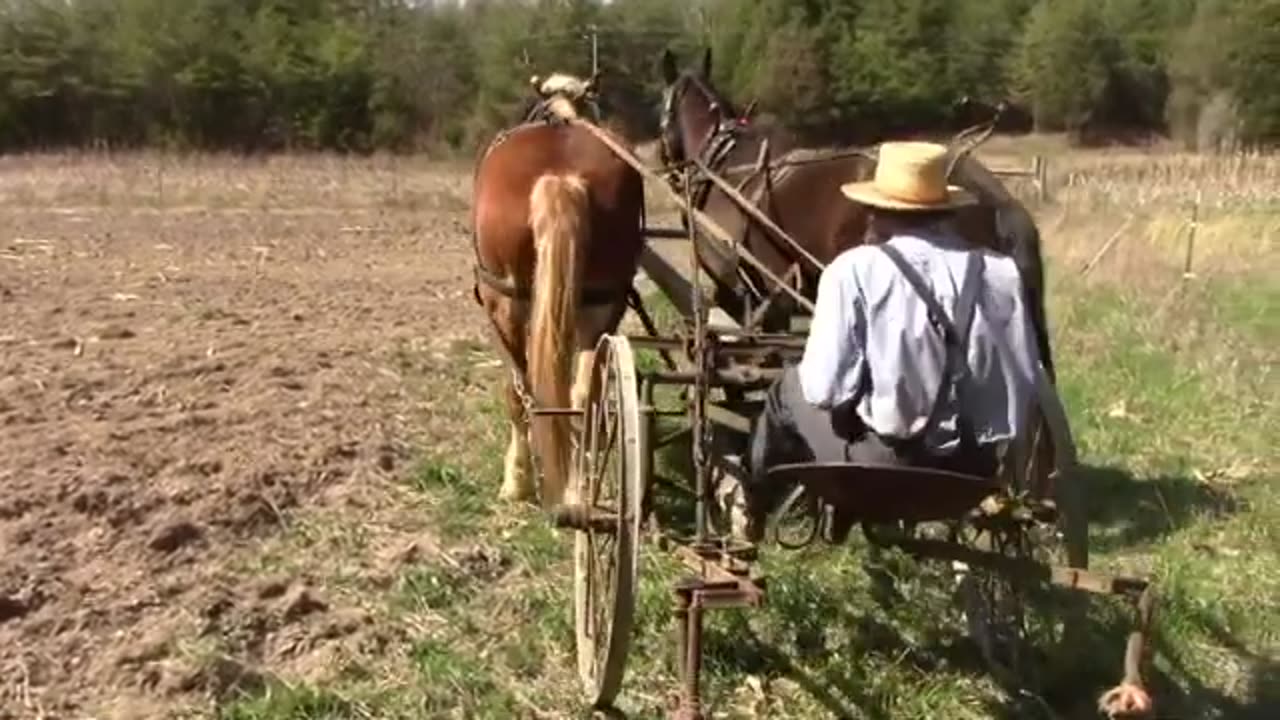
[573,336,640,706]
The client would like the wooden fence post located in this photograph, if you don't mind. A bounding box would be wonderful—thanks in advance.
[1033,155,1049,203]
[1183,190,1201,282]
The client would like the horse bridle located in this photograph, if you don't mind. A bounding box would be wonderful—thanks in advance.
[659,74,749,218]
[660,75,743,178]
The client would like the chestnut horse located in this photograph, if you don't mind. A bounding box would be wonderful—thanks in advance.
[471,77,646,507]
[656,49,1060,503]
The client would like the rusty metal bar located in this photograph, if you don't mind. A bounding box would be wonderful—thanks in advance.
[529,407,584,417]
[680,594,705,720]
[880,535,1148,598]
[714,146,875,178]
[744,263,803,330]
[673,546,766,604]
[706,404,752,435]
[627,334,807,353]
[627,289,679,371]
[645,226,689,239]
[673,588,690,691]
[1097,584,1158,718]
[654,426,691,448]
[1125,585,1157,686]
[645,367,782,387]
[550,504,618,533]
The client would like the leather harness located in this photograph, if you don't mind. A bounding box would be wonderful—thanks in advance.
[470,100,638,310]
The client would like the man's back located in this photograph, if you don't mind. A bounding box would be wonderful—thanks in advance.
[797,228,1044,454]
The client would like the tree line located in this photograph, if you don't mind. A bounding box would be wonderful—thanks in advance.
[1,0,1277,154]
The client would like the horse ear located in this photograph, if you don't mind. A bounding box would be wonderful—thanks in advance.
[700,48,712,79]
[660,49,678,84]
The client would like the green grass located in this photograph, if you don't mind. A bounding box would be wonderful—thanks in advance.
[218,269,1277,719]
[218,683,365,720]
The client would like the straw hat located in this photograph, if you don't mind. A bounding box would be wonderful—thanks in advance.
[840,141,977,211]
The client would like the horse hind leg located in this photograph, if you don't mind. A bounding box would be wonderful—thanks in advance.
[500,372,536,502]
[571,348,594,412]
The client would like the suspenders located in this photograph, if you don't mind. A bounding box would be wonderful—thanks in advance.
[874,243,986,446]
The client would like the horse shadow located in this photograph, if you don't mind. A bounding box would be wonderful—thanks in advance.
[1134,601,1280,720]
[1076,463,1241,553]
[691,555,1274,720]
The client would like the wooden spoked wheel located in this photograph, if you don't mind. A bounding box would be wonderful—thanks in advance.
[572,334,643,707]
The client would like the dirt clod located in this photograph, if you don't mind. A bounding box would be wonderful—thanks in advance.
[0,156,471,714]
[148,521,204,553]
[255,576,291,600]
[202,655,267,699]
[115,635,171,667]
[0,590,40,623]
[98,325,137,340]
[280,586,327,622]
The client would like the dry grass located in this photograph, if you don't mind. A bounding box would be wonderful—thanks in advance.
[0,150,473,212]
[977,142,1280,283]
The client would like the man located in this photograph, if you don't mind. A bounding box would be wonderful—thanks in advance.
[738,141,1047,539]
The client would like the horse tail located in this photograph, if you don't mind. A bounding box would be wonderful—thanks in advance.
[528,173,589,507]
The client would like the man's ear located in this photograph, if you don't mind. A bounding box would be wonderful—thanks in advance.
[661,48,678,84]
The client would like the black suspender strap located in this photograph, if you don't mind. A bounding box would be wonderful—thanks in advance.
[876,242,986,443]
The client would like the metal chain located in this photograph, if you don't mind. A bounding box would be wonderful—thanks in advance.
[477,306,547,491]
[511,366,553,499]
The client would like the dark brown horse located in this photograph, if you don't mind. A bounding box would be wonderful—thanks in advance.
[657,49,1061,506]
[472,76,646,507]
[656,49,1055,383]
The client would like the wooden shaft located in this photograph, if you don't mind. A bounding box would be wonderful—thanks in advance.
[691,158,824,273]
[568,118,816,314]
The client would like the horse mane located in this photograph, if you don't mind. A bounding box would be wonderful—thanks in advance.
[678,71,741,121]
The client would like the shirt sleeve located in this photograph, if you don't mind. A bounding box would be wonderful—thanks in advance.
[797,256,867,408]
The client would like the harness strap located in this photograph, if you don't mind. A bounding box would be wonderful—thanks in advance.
[875,243,985,445]
[472,264,630,307]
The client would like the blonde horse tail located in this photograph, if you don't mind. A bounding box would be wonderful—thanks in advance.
[528,173,589,507]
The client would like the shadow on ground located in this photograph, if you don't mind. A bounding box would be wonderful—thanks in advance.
[688,557,1275,720]
[633,454,1264,719]
[1078,463,1241,553]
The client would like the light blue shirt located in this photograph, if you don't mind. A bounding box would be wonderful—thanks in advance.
[796,229,1044,453]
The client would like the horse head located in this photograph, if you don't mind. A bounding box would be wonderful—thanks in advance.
[657,48,744,171]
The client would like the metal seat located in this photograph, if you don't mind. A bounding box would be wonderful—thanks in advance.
[766,462,1001,524]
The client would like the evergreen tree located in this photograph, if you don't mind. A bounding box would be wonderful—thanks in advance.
[0,0,1278,151]
[1010,0,1118,131]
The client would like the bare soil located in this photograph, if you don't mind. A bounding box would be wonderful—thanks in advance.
[0,160,480,717]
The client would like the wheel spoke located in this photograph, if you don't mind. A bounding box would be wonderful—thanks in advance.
[570,337,640,706]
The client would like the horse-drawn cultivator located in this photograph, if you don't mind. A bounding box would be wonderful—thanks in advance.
[471,59,1157,720]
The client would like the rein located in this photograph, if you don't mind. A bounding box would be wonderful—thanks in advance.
[664,75,750,211]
